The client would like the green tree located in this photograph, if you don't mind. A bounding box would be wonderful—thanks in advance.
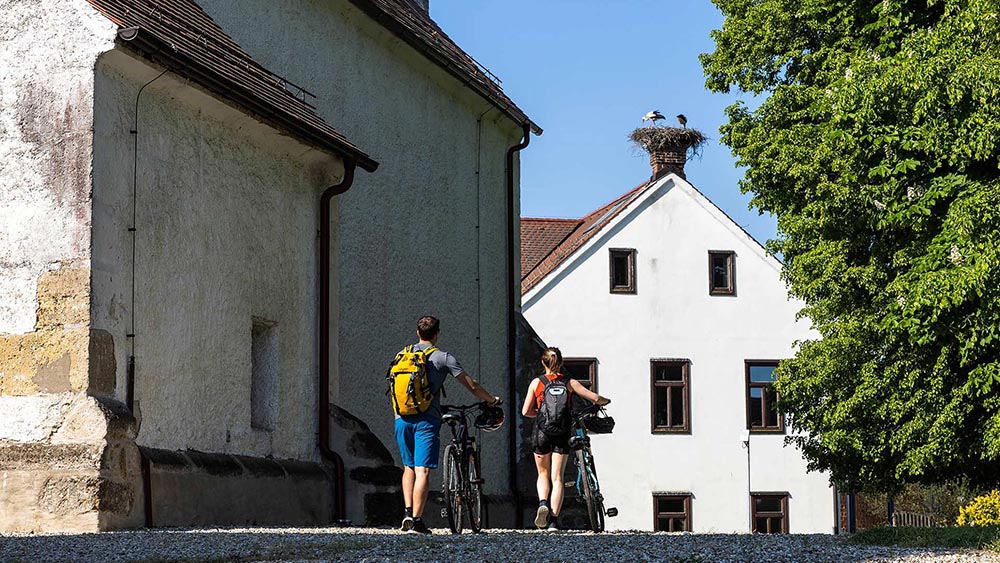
[702,0,1000,493]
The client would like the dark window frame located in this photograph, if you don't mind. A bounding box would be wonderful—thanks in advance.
[745,360,784,434]
[653,493,692,532]
[751,492,789,534]
[650,359,691,434]
[609,248,637,294]
[708,250,736,296]
[563,357,598,392]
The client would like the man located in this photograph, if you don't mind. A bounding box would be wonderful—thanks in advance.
[395,315,501,534]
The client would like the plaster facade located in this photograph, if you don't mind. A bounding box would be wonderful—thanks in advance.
[522,175,834,533]
[90,49,344,462]
[195,0,526,523]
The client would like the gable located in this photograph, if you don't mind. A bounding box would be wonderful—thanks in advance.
[522,173,781,303]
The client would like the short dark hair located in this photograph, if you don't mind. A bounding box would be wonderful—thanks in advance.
[417,316,440,340]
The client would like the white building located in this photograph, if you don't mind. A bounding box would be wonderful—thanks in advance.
[520,151,835,533]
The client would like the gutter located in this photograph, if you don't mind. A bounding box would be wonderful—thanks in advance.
[505,123,531,528]
[319,161,358,524]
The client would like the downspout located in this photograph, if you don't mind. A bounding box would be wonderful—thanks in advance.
[319,160,357,525]
[505,123,531,528]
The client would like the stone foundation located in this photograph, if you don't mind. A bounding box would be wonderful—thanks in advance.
[0,395,143,533]
[140,448,335,526]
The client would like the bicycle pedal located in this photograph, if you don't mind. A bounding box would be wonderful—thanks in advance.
[564,481,574,488]
[441,508,448,518]
[606,507,618,517]
[470,479,485,485]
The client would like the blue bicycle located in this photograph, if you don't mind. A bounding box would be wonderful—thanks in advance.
[568,403,618,532]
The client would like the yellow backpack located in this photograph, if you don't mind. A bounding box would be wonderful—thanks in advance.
[386,345,438,416]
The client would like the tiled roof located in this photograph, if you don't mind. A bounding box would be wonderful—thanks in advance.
[86,0,378,172]
[347,0,541,135]
[520,218,581,276]
[521,181,651,295]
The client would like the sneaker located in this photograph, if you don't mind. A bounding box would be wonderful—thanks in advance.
[534,504,550,528]
[547,516,560,531]
[411,518,432,534]
[400,516,414,532]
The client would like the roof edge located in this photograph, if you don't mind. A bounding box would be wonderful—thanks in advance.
[346,0,541,136]
[119,27,379,172]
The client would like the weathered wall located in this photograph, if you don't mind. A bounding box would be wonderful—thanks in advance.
[0,0,116,393]
[195,0,524,524]
[523,175,834,533]
[90,49,345,464]
[0,0,142,533]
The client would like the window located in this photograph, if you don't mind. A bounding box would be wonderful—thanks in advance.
[752,493,788,533]
[651,360,690,433]
[251,317,279,431]
[709,251,735,295]
[746,361,783,433]
[653,494,691,532]
[563,358,597,390]
[609,248,636,293]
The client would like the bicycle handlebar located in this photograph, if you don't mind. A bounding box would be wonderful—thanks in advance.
[441,400,499,413]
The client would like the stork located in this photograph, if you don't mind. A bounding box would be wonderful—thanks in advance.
[676,114,688,128]
[642,110,666,126]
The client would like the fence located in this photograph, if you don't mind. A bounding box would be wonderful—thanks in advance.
[892,511,939,527]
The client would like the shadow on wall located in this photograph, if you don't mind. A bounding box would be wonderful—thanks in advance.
[328,404,403,526]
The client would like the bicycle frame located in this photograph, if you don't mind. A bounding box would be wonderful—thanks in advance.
[441,403,488,533]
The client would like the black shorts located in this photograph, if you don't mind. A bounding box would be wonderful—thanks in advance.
[532,425,571,455]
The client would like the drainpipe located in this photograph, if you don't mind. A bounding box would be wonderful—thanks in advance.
[505,123,531,528]
[319,160,357,525]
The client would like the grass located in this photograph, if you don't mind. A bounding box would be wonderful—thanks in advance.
[849,526,1000,552]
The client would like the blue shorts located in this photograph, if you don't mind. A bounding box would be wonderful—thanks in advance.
[394,413,442,468]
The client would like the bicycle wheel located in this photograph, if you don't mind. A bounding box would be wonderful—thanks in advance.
[588,452,606,532]
[442,444,464,534]
[466,449,484,533]
[575,448,602,532]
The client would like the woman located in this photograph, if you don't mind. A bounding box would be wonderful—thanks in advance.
[521,347,610,530]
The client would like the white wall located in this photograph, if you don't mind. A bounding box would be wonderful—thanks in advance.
[91,50,345,461]
[523,175,833,533]
[194,0,525,509]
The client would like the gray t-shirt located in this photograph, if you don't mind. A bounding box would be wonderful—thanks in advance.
[396,342,465,420]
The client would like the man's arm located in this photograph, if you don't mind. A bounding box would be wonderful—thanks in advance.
[455,372,500,405]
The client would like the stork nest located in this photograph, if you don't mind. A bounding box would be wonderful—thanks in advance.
[629,126,707,157]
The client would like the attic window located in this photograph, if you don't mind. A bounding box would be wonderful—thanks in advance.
[609,249,636,294]
[709,251,736,295]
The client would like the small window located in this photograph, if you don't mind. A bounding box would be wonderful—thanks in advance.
[653,494,691,532]
[609,248,636,294]
[651,360,690,433]
[746,361,783,433]
[563,358,597,391]
[752,493,788,533]
[251,317,279,431]
[709,251,735,295]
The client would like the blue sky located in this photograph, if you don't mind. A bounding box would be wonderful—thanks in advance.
[433,0,777,246]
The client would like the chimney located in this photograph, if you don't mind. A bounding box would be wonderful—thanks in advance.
[628,123,704,182]
[649,147,687,180]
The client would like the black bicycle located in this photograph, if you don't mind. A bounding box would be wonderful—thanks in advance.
[569,403,617,532]
[441,402,502,534]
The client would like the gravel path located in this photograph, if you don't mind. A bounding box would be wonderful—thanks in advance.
[2,527,997,563]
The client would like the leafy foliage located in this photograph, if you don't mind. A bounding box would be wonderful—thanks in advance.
[703,0,1000,492]
[958,490,1000,526]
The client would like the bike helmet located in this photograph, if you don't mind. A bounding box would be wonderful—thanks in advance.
[474,405,505,432]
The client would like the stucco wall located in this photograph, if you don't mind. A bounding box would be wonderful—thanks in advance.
[194,0,524,519]
[90,50,345,462]
[522,175,833,533]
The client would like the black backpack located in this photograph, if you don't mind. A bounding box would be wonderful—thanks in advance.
[537,376,572,436]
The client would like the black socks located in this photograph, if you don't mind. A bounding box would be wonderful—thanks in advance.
[539,499,549,507]
[404,507,413,518]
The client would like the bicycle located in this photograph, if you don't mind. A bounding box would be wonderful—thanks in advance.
[568,403,618,532]
[440,401,502,534]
